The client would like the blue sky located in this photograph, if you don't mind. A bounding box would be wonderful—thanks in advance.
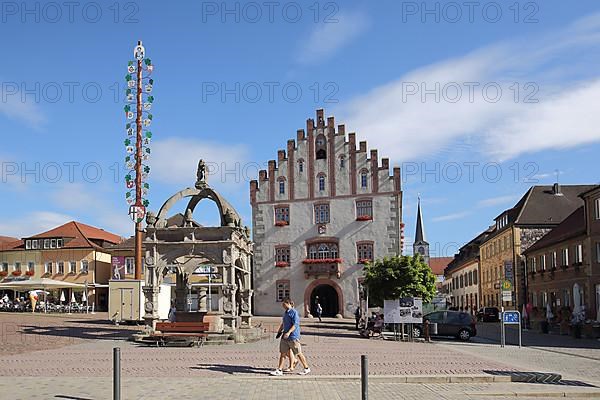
[1,0,599,257]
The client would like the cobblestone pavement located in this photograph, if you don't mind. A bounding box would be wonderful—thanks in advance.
[437,322,600,384]
[3,377,600,400]
[0,314,513,377]
[1,314,600,399]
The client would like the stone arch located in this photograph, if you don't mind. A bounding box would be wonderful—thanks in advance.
[304,278,344,318]
[154,187,241,227]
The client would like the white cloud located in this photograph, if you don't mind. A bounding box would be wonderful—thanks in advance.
[340,13,600,162]
[296,11,369,65]
[0,211,73,238]
[0,83,47,129]
[432,211,470,222]
[476,195,518,208]
[152,137,249,189]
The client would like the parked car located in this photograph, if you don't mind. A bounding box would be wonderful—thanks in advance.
[477,307,500,322]
[413,311,477,341]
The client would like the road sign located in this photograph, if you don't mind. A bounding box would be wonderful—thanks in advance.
[500,310,522,348]
[502,280,513,291]
[503,311,520,324]
[502,290,512,302]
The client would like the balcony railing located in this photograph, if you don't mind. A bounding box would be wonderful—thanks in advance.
[303,259,342,279]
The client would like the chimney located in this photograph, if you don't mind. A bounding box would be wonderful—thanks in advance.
[553,182,562,195]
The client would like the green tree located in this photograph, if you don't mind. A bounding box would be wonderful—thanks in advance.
[363,255,437,307]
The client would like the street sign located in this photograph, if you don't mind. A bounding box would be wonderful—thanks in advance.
[503,311,520,324]
[500,310,522,348]
[502,290,512,302]
[502,280,513,291]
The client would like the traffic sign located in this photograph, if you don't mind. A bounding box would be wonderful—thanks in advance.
[503,311,520,324]
[502,280,513,291]
[502,290,512,302]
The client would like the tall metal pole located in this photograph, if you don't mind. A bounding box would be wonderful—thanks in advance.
[134,41,143,281]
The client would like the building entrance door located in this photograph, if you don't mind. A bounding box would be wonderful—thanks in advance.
[311,284,339,317]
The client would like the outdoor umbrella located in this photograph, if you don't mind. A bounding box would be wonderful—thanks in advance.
[59,291,65,303]
[546,302,554,321]
[522,304,528,322]
[82,290,87,302]
[71,292,76,303]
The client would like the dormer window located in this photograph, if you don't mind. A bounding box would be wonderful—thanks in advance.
[315,134,327,159]
[25,240,31,250]
[57,239,63,248]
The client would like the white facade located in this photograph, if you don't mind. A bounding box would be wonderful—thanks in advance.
[250,109,403,318]
[447,259,480,311]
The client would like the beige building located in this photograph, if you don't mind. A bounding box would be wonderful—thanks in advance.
[479,184,595,310]
[0,221,122,310]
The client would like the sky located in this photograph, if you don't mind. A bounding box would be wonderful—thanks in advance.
[1,0,599,257]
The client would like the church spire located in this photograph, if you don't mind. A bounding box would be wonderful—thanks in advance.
[415,197,426,243]
[413,196,430,266]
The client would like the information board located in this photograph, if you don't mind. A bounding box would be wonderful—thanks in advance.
[384,297,423,324]
[503,311,520,324]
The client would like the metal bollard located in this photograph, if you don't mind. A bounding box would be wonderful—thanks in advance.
[361,354,368,400]
[114,347,121,400]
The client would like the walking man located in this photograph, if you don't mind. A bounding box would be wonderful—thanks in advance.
[271,297,311,376]
[316,302,323,322]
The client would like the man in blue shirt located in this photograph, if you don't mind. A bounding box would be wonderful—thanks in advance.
[270,298,310,376]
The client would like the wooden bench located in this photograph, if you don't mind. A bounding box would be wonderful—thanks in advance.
[150,322,210,347]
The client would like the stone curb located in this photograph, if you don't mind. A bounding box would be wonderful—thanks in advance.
[470,392,600,398]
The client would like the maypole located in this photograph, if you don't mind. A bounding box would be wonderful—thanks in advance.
[124,41,154,280]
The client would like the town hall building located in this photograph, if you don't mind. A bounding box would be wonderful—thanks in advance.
[250,109,403,318]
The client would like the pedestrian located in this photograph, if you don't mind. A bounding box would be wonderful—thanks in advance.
[270,298,311,376]
[168,300,176,323]
[316,302,323,322]
[354,306,362,330]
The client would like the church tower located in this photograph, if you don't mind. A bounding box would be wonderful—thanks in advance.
[413,198,430,266]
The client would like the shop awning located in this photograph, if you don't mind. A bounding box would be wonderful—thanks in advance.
[0,278,85,290]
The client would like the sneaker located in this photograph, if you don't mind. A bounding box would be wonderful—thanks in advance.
[270,369,283,376]
[298,368,311,375]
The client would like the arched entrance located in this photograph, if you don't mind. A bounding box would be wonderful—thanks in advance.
[310,284,339,318]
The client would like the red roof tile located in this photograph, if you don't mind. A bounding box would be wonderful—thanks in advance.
[27,221,123,248]
[429,257,454,276]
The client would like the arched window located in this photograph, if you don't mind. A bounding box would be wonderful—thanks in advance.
[277,177,286,195]
[318,174,326,191]
[339,155,346,168]
[360,170,368,188]
[308,243,339,259]
[298,159,304,173]
[316,134,327,159]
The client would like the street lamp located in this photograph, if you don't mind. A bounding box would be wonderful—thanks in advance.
[123,40,155,281]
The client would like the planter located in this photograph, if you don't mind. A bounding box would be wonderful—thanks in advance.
[540,320,549,334]
[358,259,371,265]
[275,262,289,268]
[275,221,289,227]
[356,215,373,221]
[559,321,570,335]
[302,258,343,264]
[571,324,582,339]
[11,270,22,276]
[583,324,594,339]
[25,271,34,276]
[0,271,7,277]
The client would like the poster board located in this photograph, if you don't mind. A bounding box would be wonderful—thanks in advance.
[384,297,423,324]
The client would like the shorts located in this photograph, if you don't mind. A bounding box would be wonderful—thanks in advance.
[280,338,302,355]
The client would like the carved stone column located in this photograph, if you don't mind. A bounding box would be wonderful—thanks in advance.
[240,288,253,327]
[142,285,160,331]
[198,286,208,313]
